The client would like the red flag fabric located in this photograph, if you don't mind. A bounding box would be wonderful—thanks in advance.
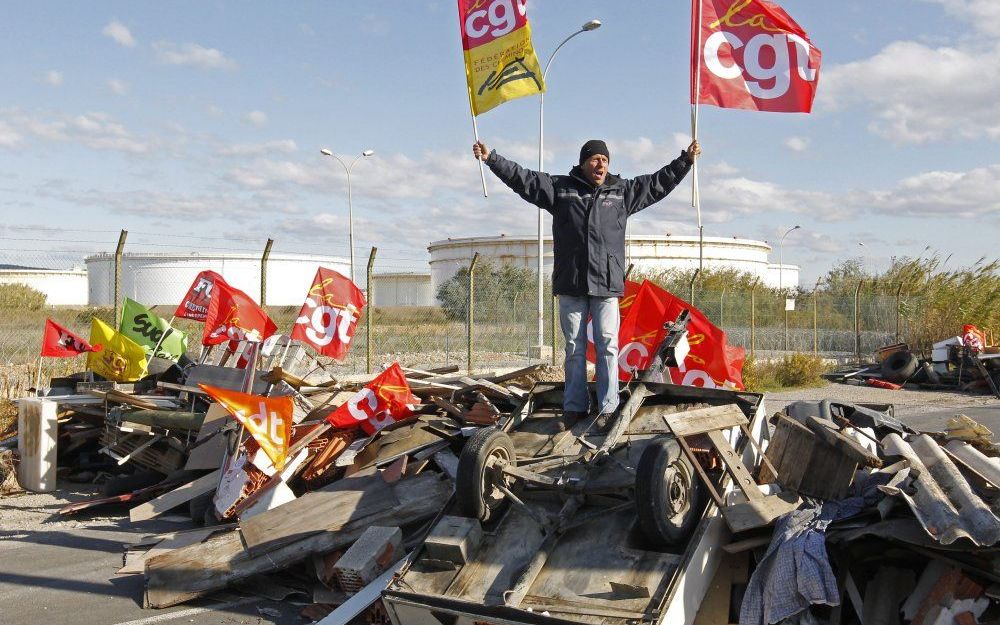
[202,281,278,346]
[587,280,745,390]
[691,0,821,113]
[585,279,642,363]
[291,267,366,360]
[41,319,99,357]
[326,363,417,435]
[175,270,226,322]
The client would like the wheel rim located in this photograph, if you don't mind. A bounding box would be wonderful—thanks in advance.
[482,446,512,509]
[665,463,692,518]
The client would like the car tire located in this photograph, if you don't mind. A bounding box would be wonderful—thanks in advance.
[635,438,705,549]
[881,351,919,383]
[456,429,516,522]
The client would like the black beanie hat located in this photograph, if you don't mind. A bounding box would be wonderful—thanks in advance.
[579,139,610,165]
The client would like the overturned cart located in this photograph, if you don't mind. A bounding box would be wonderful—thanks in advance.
[383,313,785,625]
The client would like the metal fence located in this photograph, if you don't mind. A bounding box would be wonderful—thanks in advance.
[0,229,913,398]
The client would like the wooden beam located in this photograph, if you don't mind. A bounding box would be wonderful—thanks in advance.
[144,473,450,608]
[129,470,220,523]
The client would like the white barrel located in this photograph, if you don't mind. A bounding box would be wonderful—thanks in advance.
[17,398,58,492]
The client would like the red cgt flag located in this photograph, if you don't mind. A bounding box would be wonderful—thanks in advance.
[326,363,417,435]
[202,281,277,346]
[41,319,99,357]
[291,267,366,360]
[587,280,746,390]
[691,0,821,113]
[175,270,226,322]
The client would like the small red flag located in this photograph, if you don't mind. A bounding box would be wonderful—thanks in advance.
[202,281,277,346]
[175,270,226,322]
[41,319,99,357]
[291,268,366,360]
[691,0,821,113]
[326,363,417,435]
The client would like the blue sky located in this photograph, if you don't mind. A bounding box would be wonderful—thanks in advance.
[1,0,997,283]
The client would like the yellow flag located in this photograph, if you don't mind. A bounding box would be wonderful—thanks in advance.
[199,385,294,471]
[87,318,149,382]
[458,0,546,115]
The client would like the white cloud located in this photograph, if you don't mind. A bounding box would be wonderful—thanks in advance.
[922,0,1000,36]
[243,110,268,126]
[784,136,809,152]
[44,70,63,86]
[820,40,1000,143]
[217,139,298,157]
[153,42,237,70]
[102,20,136,47]
[107,78,129,96]
[868,165,1000,218]
[0,109,148,154]
[0,121,23,148]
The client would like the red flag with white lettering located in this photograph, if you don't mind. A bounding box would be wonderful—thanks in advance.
[202,281,277,346]
[175,270,226,322]
[691,0,821,112]
[325,363,417,435]
[291,267,366,360]
[41,319,99,357]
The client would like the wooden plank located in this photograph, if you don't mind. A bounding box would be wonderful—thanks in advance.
[805,417,881,467]
[184,403,230,471]
[129,470,220,523]
[239,471,397,553]
[118,527,217,575]
[721,492,802,532]
[664,404,748,437]
[706,430,761,501]
[144,473,450,608]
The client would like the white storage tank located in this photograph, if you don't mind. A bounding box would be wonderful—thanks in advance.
[85,252,351,307]
[372,273,434,307]
[427,234,799,294]
[0,268,88,306]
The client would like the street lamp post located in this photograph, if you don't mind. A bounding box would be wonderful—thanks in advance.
[535,19,601,359]
[779,224,800,351]
[320,148,375,283]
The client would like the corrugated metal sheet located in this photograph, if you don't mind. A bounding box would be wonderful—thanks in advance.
[881,433,1000,547]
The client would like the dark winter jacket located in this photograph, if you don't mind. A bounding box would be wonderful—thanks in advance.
[485,150,692,297]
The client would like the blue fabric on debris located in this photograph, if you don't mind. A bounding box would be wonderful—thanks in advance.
[739,472,890,625]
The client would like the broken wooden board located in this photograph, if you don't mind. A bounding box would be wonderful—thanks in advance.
[183,403,231,471]
[663,403,747,437]
[721,491,802,533]
[118,526,218,575]
[129,470,220,523]
[239,471,397,554]
[144,473,450,608]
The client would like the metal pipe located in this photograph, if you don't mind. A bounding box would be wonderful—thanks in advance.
[366,247,378,374]
[260,238,273,306]
[467,253,480,374]
[113,229,128,327]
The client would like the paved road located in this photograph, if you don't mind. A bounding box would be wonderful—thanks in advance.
[1,383,996,625]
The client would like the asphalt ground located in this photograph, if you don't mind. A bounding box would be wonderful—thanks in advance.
[0,382,996,625]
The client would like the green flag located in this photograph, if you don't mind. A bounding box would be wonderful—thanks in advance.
[119,297,188,361]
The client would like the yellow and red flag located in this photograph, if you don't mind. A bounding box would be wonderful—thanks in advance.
[457,0,546,116]
[291,267,366,360]
[200,384,294,471]
[326,363,417,435]
[87,318,148,382]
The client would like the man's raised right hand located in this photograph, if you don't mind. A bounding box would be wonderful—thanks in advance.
[472,141,490,162]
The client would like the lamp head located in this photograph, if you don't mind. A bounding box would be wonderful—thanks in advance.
[362,149,374,157]
[583,19,601,31]
[320,148,333,156]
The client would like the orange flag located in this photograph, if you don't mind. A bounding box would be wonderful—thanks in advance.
[200,384,294,471]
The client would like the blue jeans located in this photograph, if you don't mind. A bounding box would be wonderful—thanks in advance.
[559,295,620,414]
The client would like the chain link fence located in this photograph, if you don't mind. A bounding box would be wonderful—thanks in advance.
[1,229,918,401]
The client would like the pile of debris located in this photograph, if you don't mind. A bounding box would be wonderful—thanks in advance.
[826,328,1000,397]
[3,334,546,622]
[732,398,1000,625]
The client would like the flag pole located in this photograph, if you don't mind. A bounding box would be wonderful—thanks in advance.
[469,100,489,198]
[149,315,176,360]
[691,0,705,275]
[34,355,43,395]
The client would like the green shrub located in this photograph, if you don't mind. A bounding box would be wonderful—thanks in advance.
[437,260,538,322]
[742,357,779,392]
[775,353,828,387]
[0,283,46,309]
[75,307,115,326]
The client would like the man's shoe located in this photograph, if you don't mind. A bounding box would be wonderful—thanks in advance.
[592,412,615,434]
[555,410,588,433]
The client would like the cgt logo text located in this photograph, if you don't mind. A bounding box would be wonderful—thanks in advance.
[464,0,527,39]
[703,1,817,100]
